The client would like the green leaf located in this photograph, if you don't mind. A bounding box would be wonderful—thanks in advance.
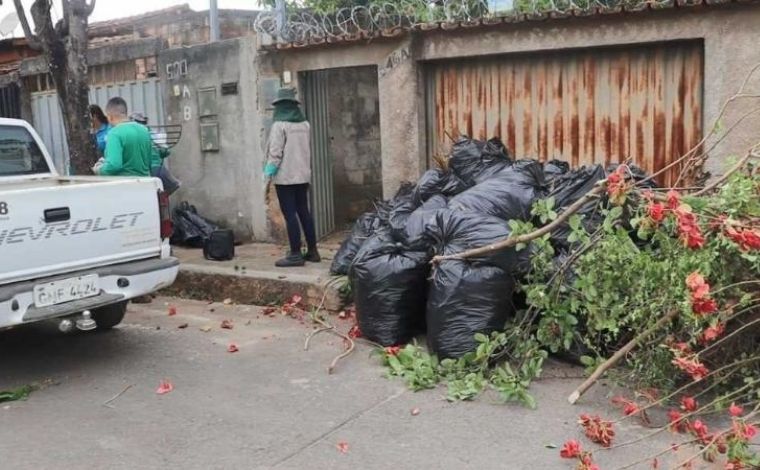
[579,355,595,367]
[0,385,33,403]
[474,333,488,343]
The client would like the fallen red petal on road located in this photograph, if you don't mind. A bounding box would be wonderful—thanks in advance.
[168,305,177,316]
[411,407,420,416]
[156,379,174,395]
[227,343,239,353]
[336,441,349,454]
[221,320,234,330]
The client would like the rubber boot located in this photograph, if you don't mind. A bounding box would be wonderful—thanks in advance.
[275,252,306,267]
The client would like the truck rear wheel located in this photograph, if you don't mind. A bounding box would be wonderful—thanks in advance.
[91,302,127,330]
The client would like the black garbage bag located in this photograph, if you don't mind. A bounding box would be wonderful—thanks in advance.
[350,232,430,346]
[171,202,218,248]
[544,159,570,185]
[413,169,467,204]
[448,159,547,222]
[472,138,513,185]
[548,165,607,250]
[402,195,448,249]
[449,137,512,187]
[330,212,384,275]
[425,210,526,359]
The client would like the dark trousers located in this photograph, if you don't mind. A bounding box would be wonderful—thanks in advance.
[275,183,317,254]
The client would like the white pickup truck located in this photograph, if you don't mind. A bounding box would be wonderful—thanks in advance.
[0,118,179,332]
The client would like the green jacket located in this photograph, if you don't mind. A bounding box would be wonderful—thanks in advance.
[101,121,152,176]
[150,146,171,170]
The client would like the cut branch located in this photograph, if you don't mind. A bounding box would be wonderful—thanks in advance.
[567,310,679,405]
[693,145,758,196]
[86,0,97,16]
[432,184,605,263]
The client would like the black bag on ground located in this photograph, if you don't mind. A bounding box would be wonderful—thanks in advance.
[548,165,607,250]
[449,137,512,187]
[448,159,547,222]
[424,210,526,359]
[544,159,571,185]
[203,229,235,261]
[171,202,219,248]
[402,195,448,249]
[413,169,467,204]
[350,232,430,346]
[330,212,384,275]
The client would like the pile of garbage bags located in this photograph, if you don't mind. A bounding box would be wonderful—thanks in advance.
[331,136,634,359]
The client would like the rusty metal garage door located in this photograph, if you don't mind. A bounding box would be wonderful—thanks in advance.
[426,41,703,185]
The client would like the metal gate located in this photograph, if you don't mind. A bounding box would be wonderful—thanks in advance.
[0,84,21,119]
[302,70,335,239]
[426,41,703,185]
[31,78,165,174]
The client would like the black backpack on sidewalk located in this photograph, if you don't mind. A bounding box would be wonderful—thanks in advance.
[203,229,235,261]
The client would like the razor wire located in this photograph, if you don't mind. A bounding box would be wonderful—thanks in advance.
[254,0,673,44]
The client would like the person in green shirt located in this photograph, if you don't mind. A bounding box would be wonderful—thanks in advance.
[93,97,152,177]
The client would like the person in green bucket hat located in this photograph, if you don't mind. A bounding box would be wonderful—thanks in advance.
[264,87,321,267]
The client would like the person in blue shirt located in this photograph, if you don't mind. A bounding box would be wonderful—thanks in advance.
[89,104,111,157]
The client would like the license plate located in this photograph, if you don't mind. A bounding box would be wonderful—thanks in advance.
[33,275,100,308]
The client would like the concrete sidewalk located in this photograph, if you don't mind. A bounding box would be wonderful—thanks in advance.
[167,242,346,311]
[0,297,692,470]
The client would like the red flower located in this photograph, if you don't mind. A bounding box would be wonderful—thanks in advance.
[692,298,718,316]
[672,342,693,355]
[676,209,706,249]
[579,414,615,447]
[612,396,639,416]
[726,228,760,251]
[227,343,239,353]
[668,410,687,433]
[647,202,666,223]
[681,396,698,412]
[347,324,363,339]
[726,460,745,470]
[156,379,174,395]
[729,402,744,417]
[700,323,725,343]
[559,439,582,459]
[691,419,710,441]
[666,190,681,210]
[384,346,401,356]
[742,423,757,440]
[685,272,709,296]
[336,441,349,454]
[606,166,630,205]
[672,356,709,381]
[682,229,706,249]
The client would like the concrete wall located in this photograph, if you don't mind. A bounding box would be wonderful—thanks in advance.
[263,3,760,192]
[160,37,268,242]
[326,66,382,227]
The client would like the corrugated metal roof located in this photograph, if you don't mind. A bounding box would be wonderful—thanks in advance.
[265,0,755,51]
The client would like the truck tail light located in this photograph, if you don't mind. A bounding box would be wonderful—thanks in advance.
[158,190,173,239]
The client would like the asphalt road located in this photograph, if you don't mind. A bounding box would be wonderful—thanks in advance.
[1,298,683,470]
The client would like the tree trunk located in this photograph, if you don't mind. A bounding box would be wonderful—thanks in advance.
[27,0,97,175]
[59,2,96,175]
